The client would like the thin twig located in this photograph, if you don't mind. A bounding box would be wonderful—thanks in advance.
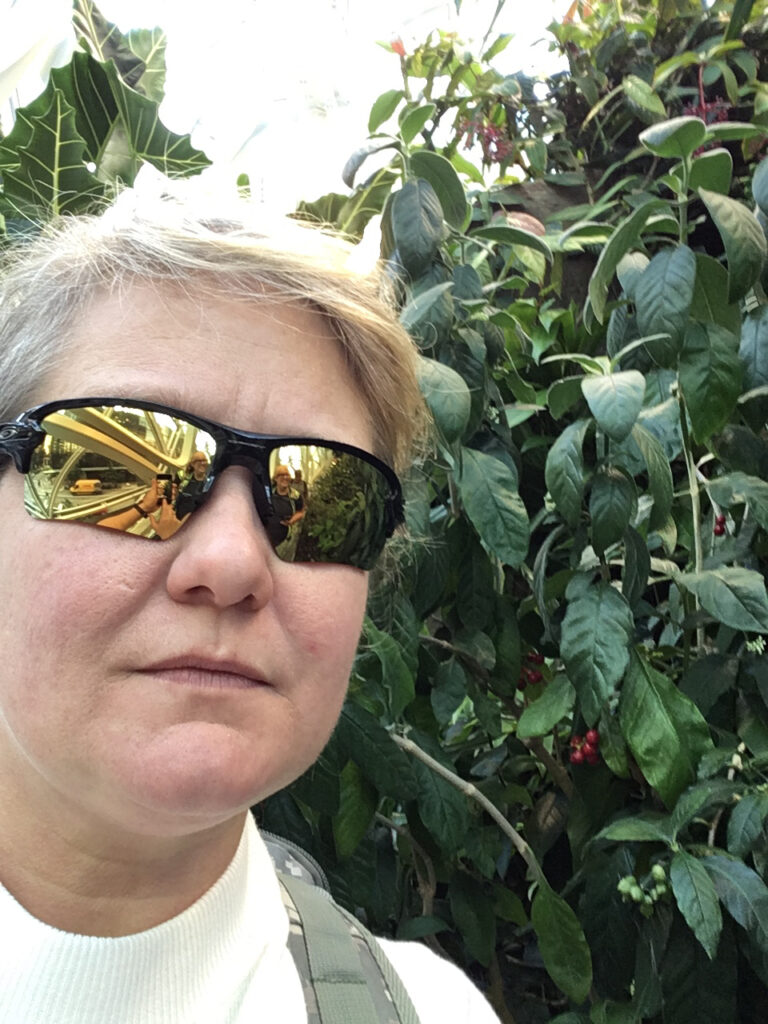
[521,736,574,799]
[391,732,544,883]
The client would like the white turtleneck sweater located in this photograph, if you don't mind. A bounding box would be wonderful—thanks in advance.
[0,815,501,1023]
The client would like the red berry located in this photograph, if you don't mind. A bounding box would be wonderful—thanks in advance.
[570,748,585,765]
[585,728,600,746]
[585,750,600,765]
[517,675,528,690]
[581,742,597,758]
[526,651,545,664]
[714,523,725,536]
[715,514,726,526]
[527,669,543,684]
[570,735,582,748]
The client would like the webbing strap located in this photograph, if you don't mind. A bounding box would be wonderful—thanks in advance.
[281,875,384,1024]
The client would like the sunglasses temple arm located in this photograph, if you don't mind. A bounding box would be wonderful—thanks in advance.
[0,422,42,473]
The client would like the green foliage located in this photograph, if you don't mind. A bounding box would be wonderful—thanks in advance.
[15,0,768,1019]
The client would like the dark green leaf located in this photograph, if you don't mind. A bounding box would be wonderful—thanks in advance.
[620,651,714,807]
[597,816,671,843]
[588,201,665,323]
[430,658,468,724]
[699,188,767,302]
[333,760,377,859]
[670,850,723,958]
[342,139,397,188]
[660,908,736,1024]
[689,148,732,195]
[336,703,415,798]
[517,675,576,739]
[456,543,494,630]
[622,526,651,606]
[449,874,496,966]
[410,150,468,229]
[708,472,768,533]
[639,116,706,157]
[456,448,529,567]
[531,882,593,1003]
[590,468,636,554]
[545,419,590,527]
[679,322,742,443]
[362,618,415,717]
[740,307,768,396]
[703,854,768,954]
[582,371,645,442]
[411,755,470,853]
[635,245,696,363]
[561,583,634,725]
[548,375,586,419]
[622,75,666,119]
[400,103,436,145]
[631,422,674,523]
[417,357,470,442]
[676,568,768,633]
[754,158,768,218]
[472,224,552,260]
[690,253,741,336]
[727,792,768,858]
[391,179,444,278]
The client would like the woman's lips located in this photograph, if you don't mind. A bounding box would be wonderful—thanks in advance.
[141,657,269,690]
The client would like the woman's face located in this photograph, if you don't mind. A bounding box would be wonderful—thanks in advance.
[0,285,372,838]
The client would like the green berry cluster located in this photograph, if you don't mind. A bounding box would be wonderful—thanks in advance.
[617,864,669,917]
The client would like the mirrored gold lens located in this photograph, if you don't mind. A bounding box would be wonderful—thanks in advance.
[25,404,215,538]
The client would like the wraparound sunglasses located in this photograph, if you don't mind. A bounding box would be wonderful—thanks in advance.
[0,398,404,570]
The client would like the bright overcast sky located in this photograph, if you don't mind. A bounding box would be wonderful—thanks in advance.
[3,0,567,210]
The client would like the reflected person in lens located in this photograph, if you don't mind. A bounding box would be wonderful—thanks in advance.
[0,187,501,1023]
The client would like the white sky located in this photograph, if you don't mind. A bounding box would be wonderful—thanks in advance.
[2,0,567,210]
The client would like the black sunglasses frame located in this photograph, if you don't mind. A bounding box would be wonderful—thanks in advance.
[0,396,404,547]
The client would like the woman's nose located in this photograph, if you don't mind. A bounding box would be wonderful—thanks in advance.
[164,468,275,612]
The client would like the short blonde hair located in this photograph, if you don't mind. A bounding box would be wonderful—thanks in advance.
[0,187,427,473]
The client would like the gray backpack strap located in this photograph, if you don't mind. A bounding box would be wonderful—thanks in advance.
[279,874,420,1024]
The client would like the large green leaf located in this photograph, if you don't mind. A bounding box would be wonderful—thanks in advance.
[545,419,590,527]
[449,874,496,967]
[582,371,645,442]
[588,201,665,323]
[391,179,445,277]
[740,306,768,394]
[660,910,737,1024]
[517,675,576,739]
[676,568,768,633]
[670,850,723,959]
[561,583,634,725]
[368,88,404,132]
[589,467,636,555]
[0,83,102,216]
[622,525,651,607]
[597,816,671,844]
[531,882,593,1003]
[472,223,551,261]
[703,855,768,955]
[417,357,471,443]
[333,760,377,859]
[456,448,529,567]
[639,116,707,158]
[400,103,436,145]
[688,148,732,195]
[456,542,495,631]
[631,423,673,523]
[619,651,714,808]
[335,703,416,798]
[699,188,767,302]
[622,75,666,120]
[727,792,768,858]
[410,753,470,853]
[708,472,768,533]
[691,253,741,336]
[410,150,468,229]
[127,28,168,104]
[679,321,742,443]
[634,245,696,364]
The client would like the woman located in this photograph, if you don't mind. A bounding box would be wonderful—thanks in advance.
[0,189,501,1023]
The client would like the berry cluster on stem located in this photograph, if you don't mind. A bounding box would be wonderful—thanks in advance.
[570,728,600,765]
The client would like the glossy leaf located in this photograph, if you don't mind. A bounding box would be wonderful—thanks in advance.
[689,148,732,195]
[622,526,651,607]
[691,253,741,336]
[727,793,768,858]
[639,116,707,158]
[418,357,470,443]
[631,422,674,523]
[333,760,377,859]
[531,882,593,1003]
[699,188,767,302]
[622,75,665,119]
[679,321,742,443]
[545,419,590,527]
[449,874,496,966]
[589,467,636,555]
[472,224,552,261]
[391,179,444,277]
[362,618,415,717]
[619,651,714,808]
[410,150,468,229]
[368,88,404,132]
[635,245,696,363]
[708,473,768,534]
[597,816,671,843]
[740,307,768,394]
[588,201,665,323]
[517,675,576,739]
[410,753,470,853]
[676,568,768,633]
[400,103,436,145]
[582,371,645,442]
[703,855,768,955]
[336,703,416,799]
[561,583,634,725]
[671,850,723,959]
[456,448,529,567]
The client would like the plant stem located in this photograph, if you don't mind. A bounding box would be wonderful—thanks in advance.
[678,387,705,650]
[391,732,545,884]
[520,735,575,799]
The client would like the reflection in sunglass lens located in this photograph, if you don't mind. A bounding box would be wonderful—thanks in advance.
[267,446,389,570]
[25,404,216,538]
